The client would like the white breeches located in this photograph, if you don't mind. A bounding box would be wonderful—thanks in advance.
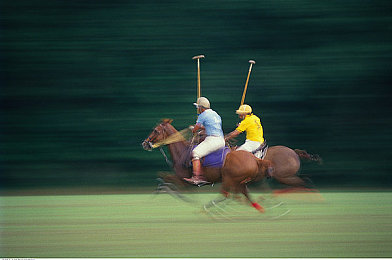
[237,139,262,153]
[192,136,225,160]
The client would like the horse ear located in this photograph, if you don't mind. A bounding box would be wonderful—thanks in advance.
[161,118,173,124]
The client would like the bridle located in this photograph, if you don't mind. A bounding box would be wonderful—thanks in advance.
[142,123,165,149]
[142,123,173,167]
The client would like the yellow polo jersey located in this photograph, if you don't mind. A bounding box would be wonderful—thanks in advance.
[236,114,264,143]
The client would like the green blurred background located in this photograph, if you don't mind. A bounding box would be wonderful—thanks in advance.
[1,0,391,191]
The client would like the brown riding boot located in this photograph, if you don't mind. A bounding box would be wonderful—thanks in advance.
[183,159,210,186]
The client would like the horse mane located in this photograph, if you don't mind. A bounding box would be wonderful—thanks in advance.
[151,118,191,148]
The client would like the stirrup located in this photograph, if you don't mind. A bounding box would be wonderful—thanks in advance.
[183,177,211,187]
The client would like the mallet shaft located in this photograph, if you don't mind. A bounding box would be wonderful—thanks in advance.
[241,60,256,106]
[192,55,205,99]
[197,59,201,98]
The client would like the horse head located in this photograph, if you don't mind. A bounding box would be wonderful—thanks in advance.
[142,119,173,151]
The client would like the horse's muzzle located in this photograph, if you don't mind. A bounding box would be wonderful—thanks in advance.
[142,140,153,151]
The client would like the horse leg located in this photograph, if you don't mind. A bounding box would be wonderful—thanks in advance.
[276,175,306,187]
[240,185,265,213]
[203,195,232,220]
[273,175,318,194]
[220,178,250,205]
[155,177,195,203]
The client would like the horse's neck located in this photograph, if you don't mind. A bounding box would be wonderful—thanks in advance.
[165,124,189,164]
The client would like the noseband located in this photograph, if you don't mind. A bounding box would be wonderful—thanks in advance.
[142,124,168,151]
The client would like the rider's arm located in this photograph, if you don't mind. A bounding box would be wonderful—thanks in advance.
[192,123,205,133]
[225,130,241,141]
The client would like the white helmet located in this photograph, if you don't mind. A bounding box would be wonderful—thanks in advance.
[193,97,210,109]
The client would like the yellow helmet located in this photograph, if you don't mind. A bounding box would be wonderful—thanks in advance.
[236,104,252,114]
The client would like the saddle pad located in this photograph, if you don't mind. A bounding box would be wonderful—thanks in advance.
[201,147,231,168]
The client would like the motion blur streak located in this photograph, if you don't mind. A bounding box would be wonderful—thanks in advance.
[1,0,391,190]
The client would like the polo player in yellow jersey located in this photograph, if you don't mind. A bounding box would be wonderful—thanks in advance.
[225,104,266,156]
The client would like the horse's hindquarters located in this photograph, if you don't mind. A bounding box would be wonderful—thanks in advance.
[265,146,301,177]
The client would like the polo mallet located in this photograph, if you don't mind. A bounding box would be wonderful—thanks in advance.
[240,60,256,106]
[192,54,205,99]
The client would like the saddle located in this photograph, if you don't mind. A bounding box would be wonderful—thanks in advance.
[201,146,231,168]
[183,146,231,169]
[253,141,268,159]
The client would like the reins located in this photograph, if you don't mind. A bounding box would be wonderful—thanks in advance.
[159,147,173,167]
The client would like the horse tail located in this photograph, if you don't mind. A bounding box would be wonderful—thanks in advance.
[294,149,323,164]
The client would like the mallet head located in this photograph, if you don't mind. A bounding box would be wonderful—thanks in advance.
[249,60,256,64]
[192,55,205,60]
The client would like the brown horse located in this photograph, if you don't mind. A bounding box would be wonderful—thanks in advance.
[142,119,321,212]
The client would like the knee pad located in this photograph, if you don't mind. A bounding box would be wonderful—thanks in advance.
[192,156,200,161]
[192,150,200,160]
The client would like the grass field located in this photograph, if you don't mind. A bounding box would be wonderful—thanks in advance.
[1,190,392,258]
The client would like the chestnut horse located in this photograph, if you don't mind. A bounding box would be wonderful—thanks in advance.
[142,119,322,212]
